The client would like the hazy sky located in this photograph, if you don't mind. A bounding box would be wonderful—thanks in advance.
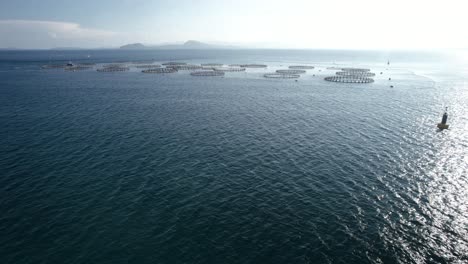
[0,0,467,49]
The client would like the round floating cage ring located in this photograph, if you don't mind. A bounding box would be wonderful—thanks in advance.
[64,66,93,71]
[264,73,300,79]
[142,68,178,74]
[324,76,374,83]
[166,65,203,71]
[276,69,306,74]
[97,67,130,72]
[135,64,162,69]
[240,64,268,68]
[289,65,315,70]
[190,71,225,77]
[341,67,371,72]
[213,67,246,72]
[102,63,127,68]
[162,62,188,66]
[336,71,376,77]
[201,63,224,67]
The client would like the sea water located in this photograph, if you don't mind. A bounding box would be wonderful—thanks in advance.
[0,49,467,263]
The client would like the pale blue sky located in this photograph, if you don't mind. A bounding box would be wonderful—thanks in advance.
[0,0,467,49]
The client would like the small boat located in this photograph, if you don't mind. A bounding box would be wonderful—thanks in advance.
[437,107,449,129]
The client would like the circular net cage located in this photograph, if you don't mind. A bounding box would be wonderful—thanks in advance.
[135,64,162,69]
[201,63,224,67]
[97,66,130,72]
[240,64,268,68]
[213,67,246,72]
[190,71,225,77]
[162,62,187,66]
[166,65,202,71]
[142,68,178,74]
[276,69,306,74]
[264,73,300,79]
[336,71,375,77]
[341,67,371,72]
[289,65,315,69]
[64,66,93,71]
[41,64,68,69]
[324,76,374,83]
[102,63,127,68]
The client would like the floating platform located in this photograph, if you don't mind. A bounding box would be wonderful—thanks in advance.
[240,64,268,68]
[276,69,306,74]
[289,65,315,69]
[264,73,300,79]
[142,68,177,74]
[191,71,225,77]
[324,76,374,83]
[437,123,449,129]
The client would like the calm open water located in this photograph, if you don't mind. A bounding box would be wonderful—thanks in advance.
[0,49,467,264]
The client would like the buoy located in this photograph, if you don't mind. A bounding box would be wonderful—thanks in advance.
[389,77,391,80]
[390,85,394,88]
[437,107,449,129]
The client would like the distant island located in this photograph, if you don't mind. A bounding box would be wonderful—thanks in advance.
[120,40,237,50]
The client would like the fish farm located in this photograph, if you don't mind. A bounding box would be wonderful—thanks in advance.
[142,68,178,74]
[166,65,203,70]
[201,63,224,67]
[324,76,374,83]
[240,64,268,68]
[336,71,376,77]
[64,66,93,71]
[41,64,68,69]
[135,64,162,69]
[162,62,187,66]
[39,60,382,84]
[276,69,306,74]
[341,67,371,72]
[190,71,225,77]
[97,66,130,72]
[213,67,246,72]
[288,65,315,69]
[264,73,300,79]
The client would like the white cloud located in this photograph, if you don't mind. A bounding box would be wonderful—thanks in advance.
[0,20,124,49]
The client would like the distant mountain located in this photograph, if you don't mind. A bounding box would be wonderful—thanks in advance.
[120,43,146,49]
[119,41,238,50]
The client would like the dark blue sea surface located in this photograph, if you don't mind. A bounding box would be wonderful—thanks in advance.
[1,49,467,264]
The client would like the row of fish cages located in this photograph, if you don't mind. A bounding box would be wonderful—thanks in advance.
[324,67,375,83]
[142,68,178,74]
[324,76,374,83]
[42,62,321,77]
